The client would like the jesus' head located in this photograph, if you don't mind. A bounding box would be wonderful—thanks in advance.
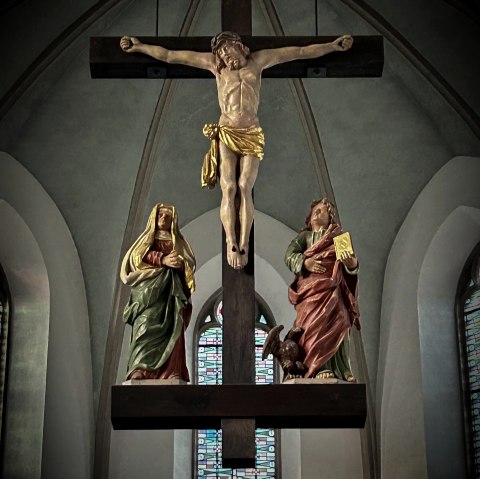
[211,31,250,72]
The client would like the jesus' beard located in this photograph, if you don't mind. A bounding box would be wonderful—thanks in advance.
[225,56,240,70]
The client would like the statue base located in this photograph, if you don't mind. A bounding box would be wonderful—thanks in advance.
[122,378,187,386]
[283,377,352,385]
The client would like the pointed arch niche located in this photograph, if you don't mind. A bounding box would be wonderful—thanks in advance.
[456,241,480,476]
[378,156,480,479]
[0,152,93,479]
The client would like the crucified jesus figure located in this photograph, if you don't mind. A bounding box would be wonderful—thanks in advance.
[120,31,353,269]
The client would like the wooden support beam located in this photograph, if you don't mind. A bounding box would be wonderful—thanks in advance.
[221,205,255,465]
[222,0,252,35]
[111,384,367,430]
[222,227,255,386]
[221,419,256,469]
[90,36,384,79]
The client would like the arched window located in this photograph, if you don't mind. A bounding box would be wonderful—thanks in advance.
[193,289,280,478]
[0,264,11,458]
[457,242,480,477]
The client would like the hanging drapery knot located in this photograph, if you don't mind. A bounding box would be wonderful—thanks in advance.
[203,123,219,140]
[201,124,221,189]
[201,123,265,189]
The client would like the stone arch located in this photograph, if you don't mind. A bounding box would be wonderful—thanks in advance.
[0,151,93,479]
[379,156,480,479]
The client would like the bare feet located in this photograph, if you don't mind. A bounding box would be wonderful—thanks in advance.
[227,242,238,268]
[346,375,357,383]
[131,370,145,380]
[238,243,249,269]
[226,241,251,269]
[315,370,335,379]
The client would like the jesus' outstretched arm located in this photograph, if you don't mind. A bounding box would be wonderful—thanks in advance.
[252,35,353,71]
[120,36,215,72]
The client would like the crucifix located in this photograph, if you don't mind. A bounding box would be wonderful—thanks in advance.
[92,0,381,469]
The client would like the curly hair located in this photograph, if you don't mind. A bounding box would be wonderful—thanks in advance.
[304,198,337,230]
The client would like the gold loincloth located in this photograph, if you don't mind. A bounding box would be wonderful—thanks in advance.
[201,123,265,189]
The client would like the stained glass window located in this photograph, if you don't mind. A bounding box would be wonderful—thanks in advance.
[464,282,480,475]
[0,264,11,456]
[195,293,279,479]
[458,245,480,477]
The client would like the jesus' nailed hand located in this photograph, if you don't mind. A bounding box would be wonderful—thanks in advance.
[120,32,353,269]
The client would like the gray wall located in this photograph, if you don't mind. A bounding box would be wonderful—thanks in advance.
[378,156,480,478]
[0,153,93,479]
[0,199,49,479]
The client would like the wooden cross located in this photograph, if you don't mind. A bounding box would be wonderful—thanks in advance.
[97,0,378,469]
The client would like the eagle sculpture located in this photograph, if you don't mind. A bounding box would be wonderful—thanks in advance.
[262,325,305,381]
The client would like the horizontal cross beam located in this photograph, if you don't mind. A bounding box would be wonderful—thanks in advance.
[90,36,383,79]
[111,384,367,430]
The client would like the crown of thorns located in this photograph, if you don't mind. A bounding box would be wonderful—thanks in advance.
[211,31,243,54]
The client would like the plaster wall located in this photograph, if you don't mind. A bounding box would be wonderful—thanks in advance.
[0,200,49,479]
[0,0,97,98]
[418,205,480,478]
[365,0,480,114]
[378,156,480,479]
[0,153,93,479]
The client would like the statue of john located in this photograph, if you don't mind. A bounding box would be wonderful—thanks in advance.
[120,31,353,269]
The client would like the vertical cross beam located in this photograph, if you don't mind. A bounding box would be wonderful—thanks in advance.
[222,225,255,468]
[220,2,255,469]
[222,0,252,36]
[221,225,255,385]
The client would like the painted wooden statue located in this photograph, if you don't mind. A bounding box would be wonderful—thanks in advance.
[267,198,360,382]
[120,203,196,381]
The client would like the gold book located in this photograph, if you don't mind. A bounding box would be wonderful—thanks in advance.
[333,232,354,260]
